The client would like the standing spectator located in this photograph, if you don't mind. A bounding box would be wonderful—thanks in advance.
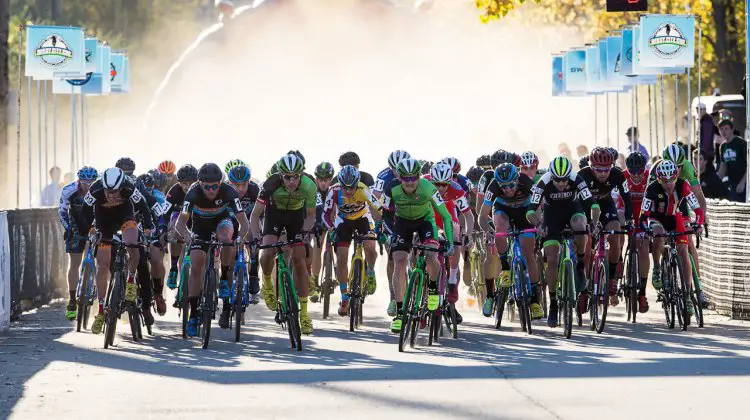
[697,103,715,162]
[63,172,74,185]
[717,119,747,202]
[40,166,63,206]
[694,149,728,200]
[576,144,589,160]
[625,127,649,160]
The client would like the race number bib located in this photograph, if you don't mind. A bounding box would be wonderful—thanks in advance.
[431,190,445,206]
[621,181,630,194]
[685,192,699,209]
[83,191,96,206]
[233,198,243,213]
[373,179,385,192]
[181,201,191,214]
[641,197,652,213]
[131,188,144,203]
[484,191,494,204]
[578,187,593,201]
[455,196,469,212]
[530,192,541,205]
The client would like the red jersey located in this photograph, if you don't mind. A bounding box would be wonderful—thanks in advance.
[621,169,649,220]
[424,176,470,230]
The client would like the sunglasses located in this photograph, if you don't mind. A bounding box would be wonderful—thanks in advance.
[500,182,517,189]
[629,169,645,175]
[401,176,419,182]
[658,178,677,185]
[201,183,221,191]
[592,165,612,173]
[282,174,300,181]
[79,180,95,185]
[343,185,358,191]
[230,181,248,188]
[434,182,450,188]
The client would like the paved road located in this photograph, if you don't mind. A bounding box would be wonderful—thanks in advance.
[2,280,750,419]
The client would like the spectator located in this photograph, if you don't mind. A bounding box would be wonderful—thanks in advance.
[576,144,589,159]
[63,172,74,185]
[40,166,63,206]
[717,119,747,202]
[697,103,715,161]
[625,127,649,160]
[694,149,728,200]
[558,142,572,161]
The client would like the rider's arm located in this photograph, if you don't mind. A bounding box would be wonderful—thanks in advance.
[681,181,705,226]
[431,189,454,241]
[249,201,265,239]
[322,188,337,230]
[58,185,74,230]
[616,172,634,221]
[455,192,473,237]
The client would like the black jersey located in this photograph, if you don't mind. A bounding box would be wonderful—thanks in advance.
[84,177,154,230]
[483,173,535,209]
[529,171,594,214]
[182,183,242,222]
[237,181,260,217]
[476,170,495,196]
[166,183,189,217]
[578,166,633,220]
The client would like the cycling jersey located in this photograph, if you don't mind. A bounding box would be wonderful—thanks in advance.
[476,170,495,197]
[165,183,190,220]
[453,173,472,194]
[382,178,454,244]
[237,181,260,217]
[359,171,376,188]
[483,174,534,231]
[84,177,153,238]
[424,176,470,229]
[322,182,381,229]
[649,158,700,186]
[373,167,397,195]
[258,174,317,211]
[315,186,329,228]
[59,181,95,232]
[622,169,649,220]
[182,183,242,250]
[578,166,633,221]
[640,179,704,225]
[528,171,595,216]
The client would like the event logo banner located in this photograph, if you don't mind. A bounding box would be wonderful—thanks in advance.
[100,45,112,95]
[632,25,686,76]
[621,27,635,77]
[564,49,587,93]
[110,51,127,93]
[25,26,86,80]
[639,14,695,68]
[85,38,99,74]
[552,54,564,96]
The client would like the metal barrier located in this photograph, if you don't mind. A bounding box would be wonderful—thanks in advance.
[700,199,750,319]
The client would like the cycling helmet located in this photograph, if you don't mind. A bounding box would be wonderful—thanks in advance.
[338,165,361,187]
[287,150,306,165]
[466,166,483,184]
[102,168,125,190]
[430,162,453,183]
[115,157,136,174]
[158,160,176,175]
[137,173,155,189]
[579,156,590,170]
[589,146,615,167]
[662,143,686,165]
[520,151,539,168]
[228,165,251,183]
[441,157,461,175]
[396,158,421,177]
[278,154,304,174]
[494,163,519,184]
[606,147,619,160]
[266,163,279,178]
[149,170,168,190]
[491,150,514,167]
[339,151,360,167]
[476,154,491,168]
[420,160,433,176]
[198,163,224,183]
[314,162,335,179]
[388,150,410,170]
[549,156,573,180]
[77,166,98,181]
[224,159,246,174]
[176,164,198,183]
[625,151,648,172]
[655,160,679,181]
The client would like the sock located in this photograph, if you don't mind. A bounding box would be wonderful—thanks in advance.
[339,283,349,301]
[576,254,585,270]
[531,283,540,303]
[223,298,230,311]
[152,277,163,294]
[221,265,229,281]
[449,267,458,285]
[69,289,76,303]
[127,272,135,284]
[485,278,495,296]
[189,297,199,318]
[300,297,308,316]
[366,268,375,278]
[608,262,618,280]
[549,290,557,306]
[249,260,259,278]
[170,256,179,270]
[98,300,105,314]
[388,276,396,300]
[396,301,403,313]
[639,277,648,296]
[263,274,272,288]
[448,283,457,296]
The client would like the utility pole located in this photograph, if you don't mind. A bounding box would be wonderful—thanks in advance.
[51,0,62,23]
[0,0,9,208]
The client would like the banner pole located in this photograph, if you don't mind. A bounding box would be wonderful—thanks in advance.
[616,92,620,155]
[27,77,32,208]
[16,26,23,208]
[44,81,48,180]
[660,75,667,151]
[53,94,57,167]
[675,75,680,147]
[606,92,610,146]
[594,95,598,146]
[37,80,42,204]
[70,86,76,175]
[745,1,749,201]
[80,94,85,165]
[652,84,658,159]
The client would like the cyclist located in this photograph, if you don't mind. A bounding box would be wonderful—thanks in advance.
[339,151,375,187]
[322,165,382,316]
[476,154,492,171]
[420,160,433,176]
[227,164,261,304]
[425,162,474,323]
[225,159,246,175]
[382,158,455,333]
[165,164,199,298]
[175,163,248,335]
[579,156,589,170]
[640,160,705,316]
[158,160,177,192]
[250,154,317,335]
[527,156,595,328]
[440,157,472,291]
[59,166,98,321]
[622,151,651,312]
[373,150,410,316]
[478,163,544,320]
[441,157,471,193]
[137,173,169,317]
[310,162,335,303]
[520,151,544,183]
[84,168,150,335]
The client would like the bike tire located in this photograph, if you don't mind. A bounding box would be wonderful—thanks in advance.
[595,260,610,334]
[76,264,93,332]
[692,294,704,328]
[674,262,688,331]
[398,272,417,353]
[103,273,121,349]
[350,260,362,332]
[410,280,428,349]
[234,266,246,343]
[536,251,547,318]
[562,260,574,339]
[428,310,439,346]
[127,306,140,342]
[180,261,190,339]
[322,248,333,319]
[661,258,675,329]
[628,251,639,323]
[201,268,217,349]
[282,271,302,351]
[494,287,509,329]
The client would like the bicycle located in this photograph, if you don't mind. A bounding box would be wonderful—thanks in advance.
[101,235,147,349]
[535,236,547,318]
[75,232,98,332]
[192,236,234,349]
[554,229,588,339]
[255,238,303,351]
[317,232,337,319]
[230,239,254,342]
[687,226,706,328]
[622,232,641,324]
[398,243,444,353]
[346,233,380,332]
[496,228,538,334]
[467,231,486,312]
[588,227,628,334]
[430,239,460,344]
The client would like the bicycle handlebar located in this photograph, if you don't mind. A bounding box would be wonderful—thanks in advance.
[495,228,538,238]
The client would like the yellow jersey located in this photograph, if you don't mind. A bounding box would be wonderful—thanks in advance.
[322,182,381,228]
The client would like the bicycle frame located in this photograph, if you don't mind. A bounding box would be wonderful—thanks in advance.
[496,229,537,334]
[231,242,249,307]
[77,234,98,303]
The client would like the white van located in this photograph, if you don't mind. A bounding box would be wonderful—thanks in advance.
[691,94,746,135]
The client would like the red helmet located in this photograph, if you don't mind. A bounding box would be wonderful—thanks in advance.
[589,147,614,167]
[158,160,176,175]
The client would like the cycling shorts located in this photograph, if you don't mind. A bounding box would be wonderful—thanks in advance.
[65,232,87,254]
[596,198,620,226]
[190,216,238,252]
[493,203,533,232]
[262,208,305,244]
[542,202,585,246]
[335,216,375,248]
[649,214,688,246]
[95,203,137,241]
[391,216,438,252]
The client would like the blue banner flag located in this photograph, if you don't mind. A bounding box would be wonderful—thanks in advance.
[585,44,602,93]
[639,14,695,68]
[85,38,99,74]
[621,27,634,76]
[100,45,112,95]
[606,35,625,87]
[564,49,587,93]
[25,25,86,80]
[110,51,127,93]
[598,40,608,86]
[552,54,564,96]
[632,25,686,76]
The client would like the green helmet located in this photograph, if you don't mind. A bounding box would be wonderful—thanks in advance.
[662,143,686,165]
[266,163,279,179]
[277,154,304,175]
[314,162,335,179]
[548,155,573,180]
[225,159,246,174]
[396,157,422,177]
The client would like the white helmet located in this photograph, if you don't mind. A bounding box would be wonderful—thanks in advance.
[102,167,125,190]
[388,150,410,170]
[430,162,453,184]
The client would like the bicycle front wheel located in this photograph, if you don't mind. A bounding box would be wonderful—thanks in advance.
[561,260,575,339]
[281,271,302,351]
[234,266,247,343]
[103,272,122,349]
[627,250,639,323]
[349,260,362,332]
[201,268,217,349]
[322,249,333,319]
[77,263,94,332]
[674,261,688,331]
[661,258,675,329]
[592,260,610,334]
[398,272,418,353]
[179,261,191,339]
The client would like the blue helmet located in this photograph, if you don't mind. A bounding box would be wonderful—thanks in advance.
[228,164,251,183]
[338,165,361,187]
[77,166,98,181]
[493,163,518,184]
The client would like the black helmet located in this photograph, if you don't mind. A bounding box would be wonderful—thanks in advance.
[198,163,223,183]
[491,150,515,167]
[476,155,491,168]
[137,173,155,189]
[339,151,361,167]
[625,151,648,172]
[578,155,590,170]
[466,166,484,184]
[177,164,198,183]
[287,150,305,165]
[115,157,136,174]
[420,160,433,175]
[314,162,335,179]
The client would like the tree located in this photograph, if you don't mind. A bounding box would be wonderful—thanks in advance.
[477,0,746,95]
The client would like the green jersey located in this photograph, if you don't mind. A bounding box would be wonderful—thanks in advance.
[382,178,453,240]
[649,159,699,186]
[258,173,317,211]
